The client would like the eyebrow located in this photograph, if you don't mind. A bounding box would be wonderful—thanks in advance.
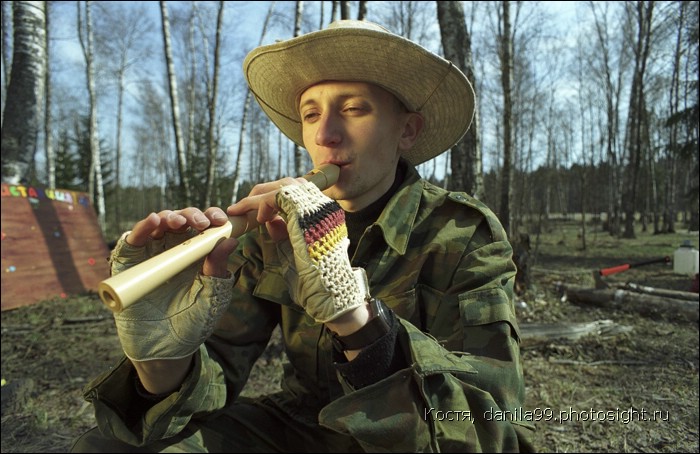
[299,92,369,111]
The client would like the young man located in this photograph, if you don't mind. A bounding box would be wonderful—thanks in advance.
[73,20,534,452]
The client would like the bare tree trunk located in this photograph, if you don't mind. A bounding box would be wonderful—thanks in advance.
[78,1,106,233]
[112,69,125,227]
[77,5,95,200]
[622,1,654,239]
[44,1,54,189]
[231,1,276,204]
[294,1,303,47]
[1,1,45,184]
[357,1,367,20]
[498,0,514,237]
[194,3,213,197]
[1,1,11,102]
[186,7,197,197]
[681,3,699,231]
[340,1,350,19]
[231,94,252,204]
[203,1,224,208]
[91,2,152,231]
[319,1,324,28]
[293,1,305,175]
[277,130,283,179]
[436,1,482,198]
[664,1,686,234]
[589,2,625,237]
[160,0,191,206]
[331,1,338,22]
[87,1,106,232]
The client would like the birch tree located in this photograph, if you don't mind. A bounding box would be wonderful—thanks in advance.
[661,0,687,233]
[357,1,367,20]
[436,1,483,198]
[77,0,106,232]
[186,5,197,198]
[94,1,153,230]
[2,1,13,124]
[497,0,514,237]
[160,0,192,205]
[588,2,627,237]
[675,0,699,231]
[1,1,45,184]
[340,1,350,19]
[293,0,304,175]
[331,1,338,22]
[230,1,276,203]
[44,1,54,189]
[203,1,224,208]
[381,1,433,44]
[621,1,655,239]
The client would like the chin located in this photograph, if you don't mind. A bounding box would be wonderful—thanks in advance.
[326,187,342,201]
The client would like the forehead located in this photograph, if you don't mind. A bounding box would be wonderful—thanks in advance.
[298,81,395,105]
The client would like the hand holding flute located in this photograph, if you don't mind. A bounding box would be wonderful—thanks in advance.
[100,164,339,313]
[104,165,339,366]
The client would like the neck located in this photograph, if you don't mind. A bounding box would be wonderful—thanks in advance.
[345,162,405,255]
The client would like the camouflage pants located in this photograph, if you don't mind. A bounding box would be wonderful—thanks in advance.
[70,395,362,453]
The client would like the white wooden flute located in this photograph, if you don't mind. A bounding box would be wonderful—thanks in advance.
[99,164,340,313]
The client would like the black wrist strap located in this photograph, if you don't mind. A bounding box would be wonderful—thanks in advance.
[333,310,402,389]
[330,298,392,351]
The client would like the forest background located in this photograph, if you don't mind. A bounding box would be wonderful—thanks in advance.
[2,0,698,245]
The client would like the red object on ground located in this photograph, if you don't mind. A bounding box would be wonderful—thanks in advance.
[598,256,670,277]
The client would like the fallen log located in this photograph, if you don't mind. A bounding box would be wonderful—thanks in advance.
[615,282,699,302]
[547,358,648,366]
[554,282,699,322]
[520,319,633,347]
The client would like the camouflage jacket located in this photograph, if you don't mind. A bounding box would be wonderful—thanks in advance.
[84,162,535,452]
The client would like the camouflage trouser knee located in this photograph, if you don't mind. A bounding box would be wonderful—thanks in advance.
[70,396,361,453]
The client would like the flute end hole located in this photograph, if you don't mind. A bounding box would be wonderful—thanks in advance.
[100,290,121,313]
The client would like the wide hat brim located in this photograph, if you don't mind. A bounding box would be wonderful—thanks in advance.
[243,20,475,166]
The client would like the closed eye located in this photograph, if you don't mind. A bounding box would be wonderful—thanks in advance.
[343,105,368,115]
[302,111,320,122]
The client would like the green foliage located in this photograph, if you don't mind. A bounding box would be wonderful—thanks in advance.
[54,129,79,189]
[54,115,116,200]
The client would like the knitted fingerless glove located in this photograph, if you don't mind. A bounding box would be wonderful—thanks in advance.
[276,181,368,323]
[111,230,235,361]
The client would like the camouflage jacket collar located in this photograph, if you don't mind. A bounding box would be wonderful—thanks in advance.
[372,160,423,255]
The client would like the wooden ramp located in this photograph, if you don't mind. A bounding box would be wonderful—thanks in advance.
[1,183,111,311]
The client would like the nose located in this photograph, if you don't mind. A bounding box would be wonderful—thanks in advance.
[315,112,342,147]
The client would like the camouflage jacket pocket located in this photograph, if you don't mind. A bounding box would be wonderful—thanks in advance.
[458,288,521,351]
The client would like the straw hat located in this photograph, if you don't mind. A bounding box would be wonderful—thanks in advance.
[243,20,475,166]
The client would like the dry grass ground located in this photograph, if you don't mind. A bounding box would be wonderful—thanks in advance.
[1,223,698,452]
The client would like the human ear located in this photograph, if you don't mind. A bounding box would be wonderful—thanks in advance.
[398,112,424,151]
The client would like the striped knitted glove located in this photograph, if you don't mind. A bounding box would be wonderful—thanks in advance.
[276,181,369,323]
